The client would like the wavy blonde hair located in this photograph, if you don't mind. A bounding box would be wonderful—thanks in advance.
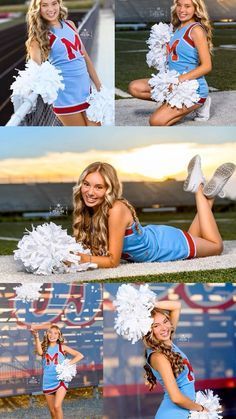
[171,0,213,52]
[26,0,68,61]
[143,308,185,390]
[73,162,140,256]
[41,324,64,356]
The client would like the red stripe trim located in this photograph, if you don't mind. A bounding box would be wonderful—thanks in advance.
[65,20,77,33]
[125,227,133,236]
[183,23,201,48]
[53,102,90,115]
[59,343,65,355]
[183,231,196,259]
[198,97,206,104]
[43,381,68,394]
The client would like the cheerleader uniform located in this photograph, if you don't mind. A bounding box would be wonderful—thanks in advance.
[121,222,196,262]
[146,343,196,419]
[48,20,90,116]
[167,22,209,103]
[43,343,68,394]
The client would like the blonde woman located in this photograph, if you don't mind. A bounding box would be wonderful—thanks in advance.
[143,301,209,417]
[31,324,84,419]
[129,0,212,126]
[72,157,235,268]
[26,0,101,126]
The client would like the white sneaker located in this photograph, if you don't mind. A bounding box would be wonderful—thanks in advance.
[194,96,211,121]
[203,162,236,199]
[183,155,205,193]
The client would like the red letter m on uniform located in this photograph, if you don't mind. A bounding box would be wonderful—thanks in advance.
[61,34,82,60]
[45,353,58,365]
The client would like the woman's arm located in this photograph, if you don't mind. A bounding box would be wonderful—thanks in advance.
[63,345,84,365]
[67,20,101,90]
[31,328,43,356]
[178,26,212,83]
[79,201,133,268]
[28,40,42,64]
[154,300,181,330]
[150,352,208,412]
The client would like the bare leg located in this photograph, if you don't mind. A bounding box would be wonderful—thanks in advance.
[45,394,56,418]
[54,386,67,419]
[57,113,86,126]
[188,198,214,237]
[128,78,152,100]
[82,112,101,126]
[190,185,223,257]
[149,102,201,126]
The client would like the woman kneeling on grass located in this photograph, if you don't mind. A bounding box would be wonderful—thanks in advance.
[73,156,235,268]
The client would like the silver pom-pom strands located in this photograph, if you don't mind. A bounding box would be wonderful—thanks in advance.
[56,359,77,382]
[146,22,200,109]
[189,390,223,419]
[13,283,43,303]
[114,284,156,344]
[10,59,64,111]
[14,222,97,275]
[86,85,114,126]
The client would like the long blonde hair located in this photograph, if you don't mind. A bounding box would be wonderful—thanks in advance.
[26,0,68,61]
[73,162,139,256]
[143,308,185,390]
[41,324,64,356]
[171,0,213,52]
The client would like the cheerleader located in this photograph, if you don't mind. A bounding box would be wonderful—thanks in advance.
[26,0,102,126]
[128,0,212,126]
[31,324,83,419]
[72,156,235,268]
[143,301,209,418]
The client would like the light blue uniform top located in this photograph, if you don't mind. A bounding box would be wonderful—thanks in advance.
[167,22,209,99]
[146,343,196,418]
[42,343,68,393]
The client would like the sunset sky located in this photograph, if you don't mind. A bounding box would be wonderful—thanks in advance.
[1,127,236,197]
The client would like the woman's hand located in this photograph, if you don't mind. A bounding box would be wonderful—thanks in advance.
[178,74,188,83]
[30,327,39,338]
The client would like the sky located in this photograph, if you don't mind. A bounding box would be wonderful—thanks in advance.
[0,126,236,197]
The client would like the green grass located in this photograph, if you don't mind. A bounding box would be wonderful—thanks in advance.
[0,16,25,31]
[91,268,236,283]
[0,211,235,255]
[115,27,236,93]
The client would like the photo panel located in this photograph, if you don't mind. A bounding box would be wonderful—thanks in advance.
[115,0,236,126]
[103,282,236,419]
[0,282,103,417]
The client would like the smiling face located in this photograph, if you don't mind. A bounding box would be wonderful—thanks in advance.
[152,312,172,343]
[81,171,107,211]
[47,327,60,343]
[176,0,196,25]
[40,0,60,24]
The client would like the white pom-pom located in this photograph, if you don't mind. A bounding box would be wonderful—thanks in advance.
[147,22,173,49]
[13,283,43,302]
[189,390,223,418]
[86,85,114,125]
[56,359,77,382]
[10,60,64,110]
[149,69,179,103]
[146,23,173,71]
[114,284,156,344]
[167,79,200,109]
[146,47,167,71]
[14,222,97,275]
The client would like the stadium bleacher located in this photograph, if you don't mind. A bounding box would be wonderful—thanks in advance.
[116,0,236,22]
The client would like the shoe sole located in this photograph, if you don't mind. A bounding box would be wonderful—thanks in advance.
[183,155,203,192]
[203,163,236,198]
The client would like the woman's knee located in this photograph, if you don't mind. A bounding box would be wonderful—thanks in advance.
[215,240,223,255]
[128,80,139,97]
[149,112,168,126]
[54,403,62,413]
